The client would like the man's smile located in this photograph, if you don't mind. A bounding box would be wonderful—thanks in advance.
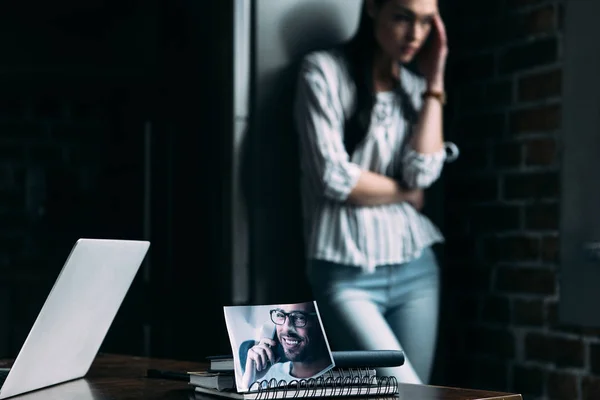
[281,335,303,350]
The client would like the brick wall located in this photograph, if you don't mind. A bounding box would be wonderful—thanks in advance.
[441,0,600,399]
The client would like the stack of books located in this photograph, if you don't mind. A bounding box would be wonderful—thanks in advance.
[189,350,404,399]
[188,370,236,392]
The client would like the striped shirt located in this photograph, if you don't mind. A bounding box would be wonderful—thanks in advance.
[294,48,453,273]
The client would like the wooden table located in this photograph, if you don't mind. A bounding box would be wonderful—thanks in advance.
[0,353,522,399]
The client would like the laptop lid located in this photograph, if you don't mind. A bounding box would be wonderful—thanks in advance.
[0,238,150,399]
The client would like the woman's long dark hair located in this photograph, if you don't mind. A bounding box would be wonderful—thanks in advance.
[341,0,419,156]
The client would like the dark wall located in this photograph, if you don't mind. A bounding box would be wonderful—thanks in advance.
[0,0,234,361]
[439,0,600,399]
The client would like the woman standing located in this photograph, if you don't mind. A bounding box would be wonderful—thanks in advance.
[294,0,456,384]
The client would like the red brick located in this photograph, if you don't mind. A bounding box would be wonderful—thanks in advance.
[526,332,554,362]
[514,298,544,326]
[548,371,579,400]
[518,5,556,37]
[525,333,585,367]
[525,203,559,230]
[496,266,556,295]
[525,138,557,165]
[510,104,561,134]
[485,236,540,262]
[512,365,545,398]
[518,69,562,101]
[582,376,600,400]
[581,327,600,337]
[500,5,557,44]
[504,172,559,200]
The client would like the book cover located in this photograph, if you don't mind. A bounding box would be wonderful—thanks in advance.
[188,371,235,391]
[223,301,335,392]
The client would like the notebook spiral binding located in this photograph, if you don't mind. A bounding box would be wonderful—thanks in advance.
[248,368,398,399]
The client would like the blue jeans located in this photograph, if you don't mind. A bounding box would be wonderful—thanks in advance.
[307,247,440,384]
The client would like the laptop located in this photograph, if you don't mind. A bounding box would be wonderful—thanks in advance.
[0,238,150,399]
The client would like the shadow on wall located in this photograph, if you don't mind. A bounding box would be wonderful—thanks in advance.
[241,2,353,305]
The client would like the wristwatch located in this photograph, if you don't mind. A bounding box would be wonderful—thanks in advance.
[422,90,446,105]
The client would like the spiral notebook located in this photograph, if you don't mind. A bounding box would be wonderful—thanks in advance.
[193,373,399,399]
[213,301,400,399]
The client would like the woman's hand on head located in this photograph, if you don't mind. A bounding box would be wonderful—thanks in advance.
[417,13,448,92]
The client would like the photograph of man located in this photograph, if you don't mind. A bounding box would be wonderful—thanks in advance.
[224,301,334,392]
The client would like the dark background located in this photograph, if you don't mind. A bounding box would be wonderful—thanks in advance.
[0,0,235,361]
[0,1,597,399]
